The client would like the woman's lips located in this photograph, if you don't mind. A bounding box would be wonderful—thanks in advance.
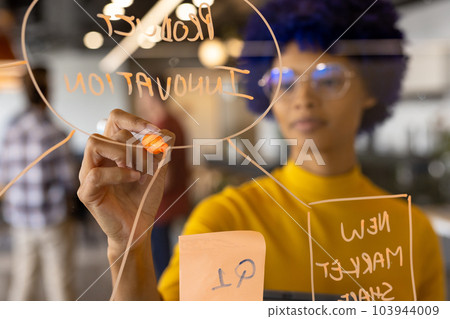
[290,118,326,133]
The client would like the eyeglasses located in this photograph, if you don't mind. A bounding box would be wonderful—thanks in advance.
[258,63,355,100]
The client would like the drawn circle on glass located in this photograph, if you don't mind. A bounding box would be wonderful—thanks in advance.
[21,0,283,150]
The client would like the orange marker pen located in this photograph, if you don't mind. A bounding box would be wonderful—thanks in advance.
[141,134,168,154]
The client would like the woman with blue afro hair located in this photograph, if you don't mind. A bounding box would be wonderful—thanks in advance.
[240,0,407,134]
[77,0,445,301]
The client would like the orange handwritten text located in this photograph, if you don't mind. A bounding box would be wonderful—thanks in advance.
[339,282,394,301]
[340,211,390,242]
[315,245,403,281]
[97,3,214,42]
[64,69,253,101]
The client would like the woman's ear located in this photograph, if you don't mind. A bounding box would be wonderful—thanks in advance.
[363,96,377,110]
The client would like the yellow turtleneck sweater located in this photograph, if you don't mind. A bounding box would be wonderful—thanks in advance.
[158,162,445,301]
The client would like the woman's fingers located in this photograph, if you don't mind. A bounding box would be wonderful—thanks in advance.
[79,132,156,182]
[79,110,177,185]
[77,167,141,207]
[112,129,134,142]
[114,127,176,176]
[79,135,129,182]
[103,110,176,160]
[104,109,160,138]
[79,134,128,182]
[76,111,177,255]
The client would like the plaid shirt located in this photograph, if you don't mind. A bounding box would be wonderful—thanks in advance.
[0,107,76,228]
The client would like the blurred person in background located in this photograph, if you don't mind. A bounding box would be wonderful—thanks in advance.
[135,84,190,279]
[0,67,77,300]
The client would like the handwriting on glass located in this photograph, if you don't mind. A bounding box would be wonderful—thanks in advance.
[98,3,214,42]
[64,4,253,101]
[315,211,404,301]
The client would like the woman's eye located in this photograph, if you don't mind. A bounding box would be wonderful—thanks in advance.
[270,79,293,91]
[318,77,343,88]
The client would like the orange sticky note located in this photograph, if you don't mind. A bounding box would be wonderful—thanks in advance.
[179,231,266,301]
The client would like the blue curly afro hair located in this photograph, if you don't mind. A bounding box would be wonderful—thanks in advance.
[239,0,408,133]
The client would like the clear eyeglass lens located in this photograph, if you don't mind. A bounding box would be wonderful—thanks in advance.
[263,63,350,99]
[311,64,347,97]
[268,68,295,92]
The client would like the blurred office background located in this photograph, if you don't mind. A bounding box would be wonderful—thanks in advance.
[0,0,449,300]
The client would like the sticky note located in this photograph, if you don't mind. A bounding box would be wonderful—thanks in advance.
[179,231,266,301]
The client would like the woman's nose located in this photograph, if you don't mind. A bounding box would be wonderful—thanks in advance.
[290,81,318,110]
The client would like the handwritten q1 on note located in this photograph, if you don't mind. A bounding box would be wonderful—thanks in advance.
[179,231,266,301]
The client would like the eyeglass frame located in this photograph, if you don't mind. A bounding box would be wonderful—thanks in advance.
[258,62,356,100]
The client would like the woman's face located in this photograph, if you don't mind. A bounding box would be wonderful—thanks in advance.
[270,42,376,153]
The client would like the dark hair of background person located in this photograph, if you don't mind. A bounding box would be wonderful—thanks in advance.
[24,67,48,107]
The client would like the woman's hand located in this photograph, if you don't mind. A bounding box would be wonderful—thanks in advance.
[78,109,175,255]
[77,109,175,300]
